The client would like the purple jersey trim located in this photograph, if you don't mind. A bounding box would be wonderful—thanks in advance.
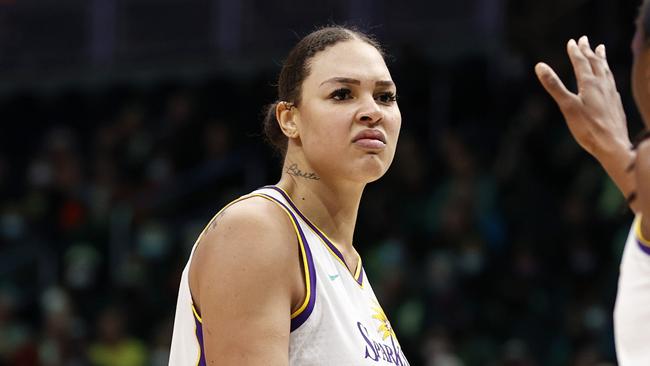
[193,313,207,366]
[265,185,364,286]
[358,267,364,285]
[257,192,317,332]
[636,239,650,256]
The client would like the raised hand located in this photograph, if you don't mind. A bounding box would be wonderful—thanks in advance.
[535,36,630,157]
[535,35,636,207]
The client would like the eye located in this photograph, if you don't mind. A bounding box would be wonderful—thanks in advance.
[330,88,352,101]
[376,91,397,104]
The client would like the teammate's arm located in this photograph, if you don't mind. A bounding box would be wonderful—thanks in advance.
[189,198,304,365]
[635,141,650,241]
[534,36,637,211]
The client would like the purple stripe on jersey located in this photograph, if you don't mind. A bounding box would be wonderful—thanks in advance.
[258,193,317,332]
[194,314,207,366]
[265,186,364,286]
[358,267,364,285]
[636,239,650,256]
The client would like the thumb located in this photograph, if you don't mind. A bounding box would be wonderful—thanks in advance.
[535,62,576,109]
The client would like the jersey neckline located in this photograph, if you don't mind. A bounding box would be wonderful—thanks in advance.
[264,185,364,287]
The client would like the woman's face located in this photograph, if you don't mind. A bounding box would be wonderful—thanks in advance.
[291,39,401,184]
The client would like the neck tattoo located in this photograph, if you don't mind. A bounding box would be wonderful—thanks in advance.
[286,163,320,180]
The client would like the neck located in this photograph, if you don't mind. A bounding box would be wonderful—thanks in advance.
[276,163,364,253]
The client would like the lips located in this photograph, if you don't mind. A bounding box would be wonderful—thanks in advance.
[352,129,386,144]
[352,129,387,150]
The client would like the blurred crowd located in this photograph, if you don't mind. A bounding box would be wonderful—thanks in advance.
[0,81,274,366]
[0,2,644,364]
[0,54,637,366]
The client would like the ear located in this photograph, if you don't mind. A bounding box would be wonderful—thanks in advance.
[276,102,300,138]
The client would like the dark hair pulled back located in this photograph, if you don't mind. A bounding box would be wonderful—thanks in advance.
[262,25,384,156]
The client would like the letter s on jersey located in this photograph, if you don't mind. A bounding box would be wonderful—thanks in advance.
[358,322,380,361]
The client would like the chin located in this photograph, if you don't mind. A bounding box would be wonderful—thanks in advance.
[353,155,391,183]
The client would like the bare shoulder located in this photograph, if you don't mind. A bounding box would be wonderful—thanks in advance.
[197,195,297,258]
[189,195,299,309]
[188,195,301,363]
[203,195,294,238]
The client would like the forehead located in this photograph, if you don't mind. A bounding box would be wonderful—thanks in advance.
[306,39,392,84]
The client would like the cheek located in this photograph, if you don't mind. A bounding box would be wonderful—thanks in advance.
[301,106,352,149]
[632,60,650,127]
[386,109,402,142]
[633,54,650,99]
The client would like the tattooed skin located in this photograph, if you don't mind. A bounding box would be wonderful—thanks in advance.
[208,210,227,231]
[286,163,320,180]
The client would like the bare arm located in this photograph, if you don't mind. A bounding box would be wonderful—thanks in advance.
[636,141,650,241]
[535,36,637,211]
[189,197,304,365]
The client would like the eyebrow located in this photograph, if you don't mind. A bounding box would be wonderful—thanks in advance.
[319,77,395,87]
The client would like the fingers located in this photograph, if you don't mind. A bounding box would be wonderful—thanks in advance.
[535,62,578,109]
[595,43,618,87]
[568,38,594,83]
[578,36,608,77]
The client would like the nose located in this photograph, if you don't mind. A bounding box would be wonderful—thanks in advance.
[356,97,383,125]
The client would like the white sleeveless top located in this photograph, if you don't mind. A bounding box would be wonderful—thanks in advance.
[169,186,409,366]
[614,215,650,365]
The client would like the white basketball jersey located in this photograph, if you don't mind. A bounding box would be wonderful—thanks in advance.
[169,186,409,366]
[614,215,650,365]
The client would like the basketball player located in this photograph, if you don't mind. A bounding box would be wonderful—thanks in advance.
[169,26,410,365]
[535,2,650,363]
